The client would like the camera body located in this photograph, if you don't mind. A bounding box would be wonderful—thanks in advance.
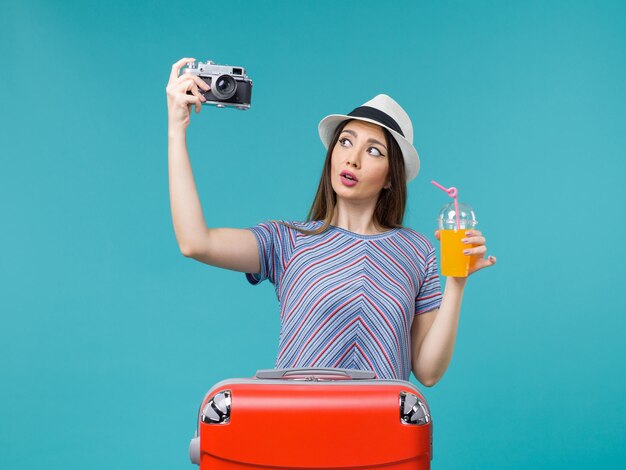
[182,60,252,110]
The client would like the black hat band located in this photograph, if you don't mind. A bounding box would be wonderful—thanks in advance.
[347,106,404,137]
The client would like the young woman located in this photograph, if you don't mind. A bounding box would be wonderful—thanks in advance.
[166,57,497,386]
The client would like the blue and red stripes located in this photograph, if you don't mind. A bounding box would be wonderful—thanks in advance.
[245,220,442,380]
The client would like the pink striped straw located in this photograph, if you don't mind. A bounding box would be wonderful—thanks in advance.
[431,180,460,230]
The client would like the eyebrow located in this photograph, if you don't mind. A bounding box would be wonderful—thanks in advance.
[341,129,387,151]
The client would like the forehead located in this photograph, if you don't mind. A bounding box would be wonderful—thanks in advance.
[342,120,386,141]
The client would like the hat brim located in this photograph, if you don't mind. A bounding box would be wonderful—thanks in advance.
[318,114,420,182]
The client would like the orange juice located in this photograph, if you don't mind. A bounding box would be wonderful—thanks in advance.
[440,229,477,277]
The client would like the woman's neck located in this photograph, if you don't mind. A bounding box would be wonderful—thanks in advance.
[330,199,384,235]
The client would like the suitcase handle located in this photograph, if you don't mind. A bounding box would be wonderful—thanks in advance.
[255,367,377,380]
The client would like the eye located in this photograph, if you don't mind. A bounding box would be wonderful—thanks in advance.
[339,137,352,147]
[368,146,384,157]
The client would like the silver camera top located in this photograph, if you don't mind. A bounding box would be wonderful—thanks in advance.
[183,60,250,80]
[182,59,252,110]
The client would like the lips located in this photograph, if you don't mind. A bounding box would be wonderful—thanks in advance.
[340,170,358,188]
[340,170,359,182]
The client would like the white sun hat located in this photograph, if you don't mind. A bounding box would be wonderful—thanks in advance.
[318,94,421,182]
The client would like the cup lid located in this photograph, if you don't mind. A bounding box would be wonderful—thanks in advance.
[437,202,478,227]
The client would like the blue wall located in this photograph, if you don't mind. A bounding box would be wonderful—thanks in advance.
[1,1,625,468]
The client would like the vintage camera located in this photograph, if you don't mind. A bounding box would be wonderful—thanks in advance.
[182,60,252,110]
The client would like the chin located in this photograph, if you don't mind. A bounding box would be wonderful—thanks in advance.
[331,180,355,198]
[334,186,380,203]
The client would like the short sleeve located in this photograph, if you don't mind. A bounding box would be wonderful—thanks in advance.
[244,220,294,286]
[415,247,443,315]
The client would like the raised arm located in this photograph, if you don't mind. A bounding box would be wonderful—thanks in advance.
[166,57,260,274]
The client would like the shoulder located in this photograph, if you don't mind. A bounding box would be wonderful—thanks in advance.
[397,227,436,254]
[271,220,321,231]
[258,219,323,239]
[288,220,322,229]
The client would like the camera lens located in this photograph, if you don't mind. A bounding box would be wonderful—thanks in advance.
[212,74,237,100]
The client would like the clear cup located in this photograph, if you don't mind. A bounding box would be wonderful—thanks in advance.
[437,202,478,277]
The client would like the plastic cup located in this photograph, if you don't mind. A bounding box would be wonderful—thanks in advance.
[437,202,478,277]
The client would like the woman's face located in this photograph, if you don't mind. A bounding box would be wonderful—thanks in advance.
[330,120,391,202]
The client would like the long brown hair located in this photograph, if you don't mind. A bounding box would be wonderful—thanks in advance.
[279,119,407,236]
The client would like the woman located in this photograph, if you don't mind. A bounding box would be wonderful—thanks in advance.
[166,57,497,386]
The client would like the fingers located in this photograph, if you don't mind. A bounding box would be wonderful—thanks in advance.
[463,245,487,256]
[169,75,209,106]
[458,228,495,276]
[462,235,486,246]
[461,229,490,259]
[176,79,207,103]
[462,230,486,254]
[176,73,211,92]
[434,229,483,243]
[472,256,497,272]
[169,57,196,82]
[181,94,202,114]
[187,79,209,103]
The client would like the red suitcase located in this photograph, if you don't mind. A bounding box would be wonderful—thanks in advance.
[189,367,433,469]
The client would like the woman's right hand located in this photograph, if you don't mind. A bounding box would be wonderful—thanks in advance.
[166,57,211,132]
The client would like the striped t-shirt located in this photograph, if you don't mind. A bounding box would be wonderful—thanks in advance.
[245,220,442,380]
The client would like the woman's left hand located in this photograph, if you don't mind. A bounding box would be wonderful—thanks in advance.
[434,229,497,276]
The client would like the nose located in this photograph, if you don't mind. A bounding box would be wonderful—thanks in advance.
[346,153,361,169]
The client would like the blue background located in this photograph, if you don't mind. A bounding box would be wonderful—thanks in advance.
[2,0,625,468]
